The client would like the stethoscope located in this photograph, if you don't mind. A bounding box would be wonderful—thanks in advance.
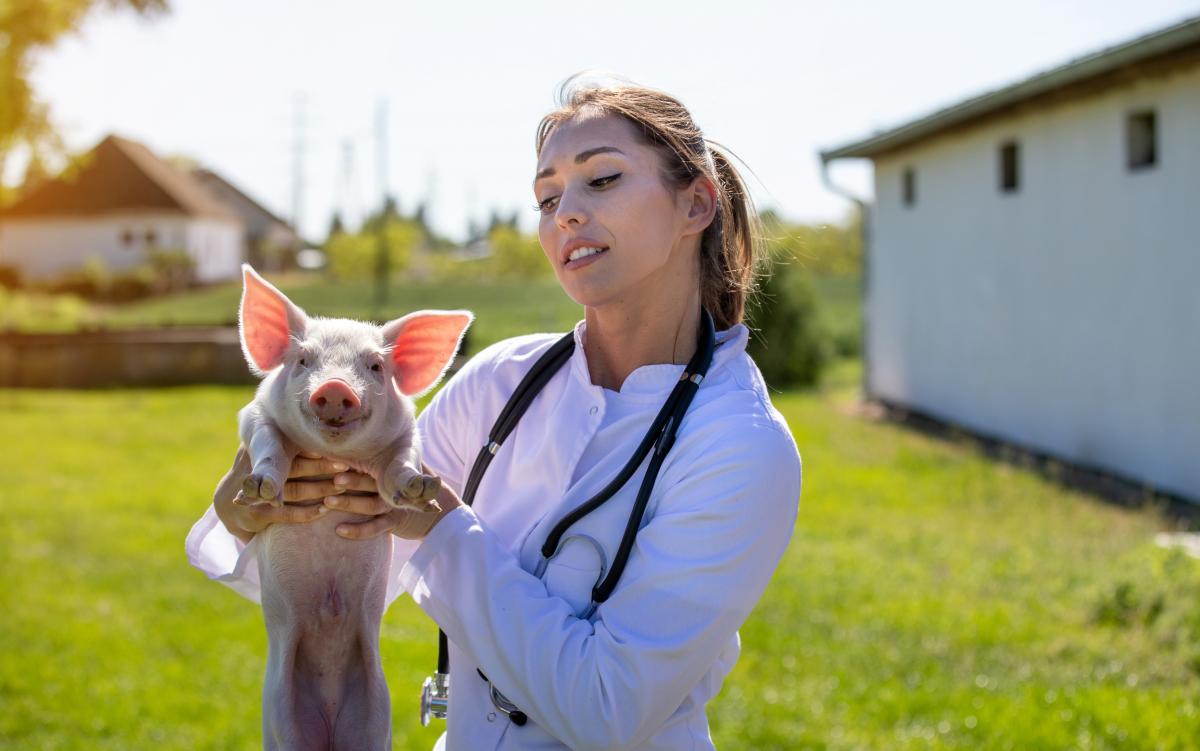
[421,308,718,728]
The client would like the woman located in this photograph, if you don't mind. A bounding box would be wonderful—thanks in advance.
[191,78,802,750]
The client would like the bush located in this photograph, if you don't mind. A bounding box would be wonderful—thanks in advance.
[0,265,23,290]
[745,260,833,389]
[105,266,157,302]
[147,248,196,293]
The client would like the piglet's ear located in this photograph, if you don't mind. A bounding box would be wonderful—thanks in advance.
[238,264,308,375]
[381,310,473,396]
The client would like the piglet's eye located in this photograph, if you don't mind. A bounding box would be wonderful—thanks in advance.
[298,357,308,368]
[370,363,382,372]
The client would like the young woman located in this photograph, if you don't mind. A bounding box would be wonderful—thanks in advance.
[191,79,802,750]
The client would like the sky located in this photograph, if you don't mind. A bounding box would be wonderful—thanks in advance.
[21,0,1200,242]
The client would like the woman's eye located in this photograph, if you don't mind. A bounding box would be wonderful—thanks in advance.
[534,196,559,214]
[589,173,621,188]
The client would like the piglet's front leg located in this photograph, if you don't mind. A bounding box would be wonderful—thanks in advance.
[238,404,296,507]
[377,447,441,512]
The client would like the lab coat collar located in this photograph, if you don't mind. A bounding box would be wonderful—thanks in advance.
[568,318,749,398]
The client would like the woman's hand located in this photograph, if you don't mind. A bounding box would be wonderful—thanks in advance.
[213,447,348,544]
[322,463,464,541]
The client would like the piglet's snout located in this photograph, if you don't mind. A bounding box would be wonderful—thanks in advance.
[310,379,363,423]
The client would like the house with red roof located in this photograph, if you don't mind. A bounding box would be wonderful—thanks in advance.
[0,134,297,283]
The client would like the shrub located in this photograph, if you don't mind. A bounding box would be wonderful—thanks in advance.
[105,266,157,302]
[0,265,23,290]
[744,260,833,389]
[147,248,196,292]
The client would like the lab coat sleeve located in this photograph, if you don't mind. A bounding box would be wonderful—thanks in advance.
[398,418,802,751]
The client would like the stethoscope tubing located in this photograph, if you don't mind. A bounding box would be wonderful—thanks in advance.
[434,308,717,702]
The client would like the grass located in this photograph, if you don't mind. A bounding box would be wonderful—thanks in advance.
[1,358,1197,749]
[0,271,863,358]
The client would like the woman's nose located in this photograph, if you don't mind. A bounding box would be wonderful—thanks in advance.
[555,189,588,228]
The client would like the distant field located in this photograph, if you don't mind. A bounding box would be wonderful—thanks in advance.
[2,360,1197,749]
[0,271,863,358]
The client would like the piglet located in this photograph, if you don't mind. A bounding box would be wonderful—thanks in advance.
[235,264,471,751]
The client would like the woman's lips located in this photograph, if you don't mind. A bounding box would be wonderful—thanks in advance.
[564,247,608,271]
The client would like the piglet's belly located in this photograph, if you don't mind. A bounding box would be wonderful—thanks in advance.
[255,510,393,750]
[257,510,391,632]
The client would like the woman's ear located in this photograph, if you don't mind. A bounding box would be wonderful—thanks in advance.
[681,176,718,236]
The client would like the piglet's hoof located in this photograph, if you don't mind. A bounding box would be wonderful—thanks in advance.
[243,473,282,507]
[392,474,442,512]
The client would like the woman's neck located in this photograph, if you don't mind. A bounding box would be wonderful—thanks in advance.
[583,286,702,392]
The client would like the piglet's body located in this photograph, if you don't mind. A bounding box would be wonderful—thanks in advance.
[236,264,471,750]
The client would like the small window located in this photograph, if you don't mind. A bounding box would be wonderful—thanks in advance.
[902,167,916,207]
[145,229,158,247]
[120,228,134,247]
[999,141,1019,192]
[1127,110,1157,170]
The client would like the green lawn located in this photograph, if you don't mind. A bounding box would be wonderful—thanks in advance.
[1,271,862,358]
[2,359,1197,749]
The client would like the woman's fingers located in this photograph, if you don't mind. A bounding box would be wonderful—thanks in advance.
[323,494,390,517]
[280,479,345,503]
[333,471,379,494]
[336,511,405,540]
[252,502,329,526]
[289,455,349,478]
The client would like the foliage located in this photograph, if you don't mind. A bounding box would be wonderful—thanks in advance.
[0,287,93,331]
[0,0,169,194]
[485,225,552,279]
[745,257,834,389]
[32,250,193,302]
[761,207,862,275]
[0,265,23,290]
[323,218,419,282]
[2,366,1198,748]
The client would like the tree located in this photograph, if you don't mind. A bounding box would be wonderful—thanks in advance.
[0,0,169,194]
[744,258,833,389]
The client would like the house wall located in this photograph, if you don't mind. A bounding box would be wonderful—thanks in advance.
[868,63,1200,501]
[0,213,243,282]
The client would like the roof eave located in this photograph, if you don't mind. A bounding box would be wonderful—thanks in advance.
[821,14,1200,162]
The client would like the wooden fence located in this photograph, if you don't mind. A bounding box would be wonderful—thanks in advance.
[0,328,255,388]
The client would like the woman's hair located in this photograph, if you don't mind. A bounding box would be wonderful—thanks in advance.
[535,75,762,330]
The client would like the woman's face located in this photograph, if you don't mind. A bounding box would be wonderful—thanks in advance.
[533,114,704,311]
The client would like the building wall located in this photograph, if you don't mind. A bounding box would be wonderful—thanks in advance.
[0,213,243,282]
[868,63,1200,501]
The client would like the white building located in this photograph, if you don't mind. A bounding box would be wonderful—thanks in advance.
[0,135,244,283]
[821,16,1200,502]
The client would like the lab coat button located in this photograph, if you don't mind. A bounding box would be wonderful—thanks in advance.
[589,406,598,416]
[487,712,497,723]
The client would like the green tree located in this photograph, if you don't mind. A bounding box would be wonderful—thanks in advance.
[760,208,861,275]
[745,258,833,389]
[324,217,418,281]
[0,0,169,196]
[488,225,550,279]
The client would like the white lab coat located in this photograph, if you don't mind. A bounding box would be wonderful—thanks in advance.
[187,320,802,750]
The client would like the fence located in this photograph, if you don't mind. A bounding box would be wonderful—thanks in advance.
[0,328,255,388]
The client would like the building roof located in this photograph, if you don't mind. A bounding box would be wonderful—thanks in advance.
[821,14,1200,162]
[0,135,239,221]
[192,167,298,238]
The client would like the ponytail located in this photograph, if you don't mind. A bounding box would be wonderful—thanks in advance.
[536,77,764,330]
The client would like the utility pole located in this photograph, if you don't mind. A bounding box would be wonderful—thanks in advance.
[290,93,307,265]
[373,98,390,312]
